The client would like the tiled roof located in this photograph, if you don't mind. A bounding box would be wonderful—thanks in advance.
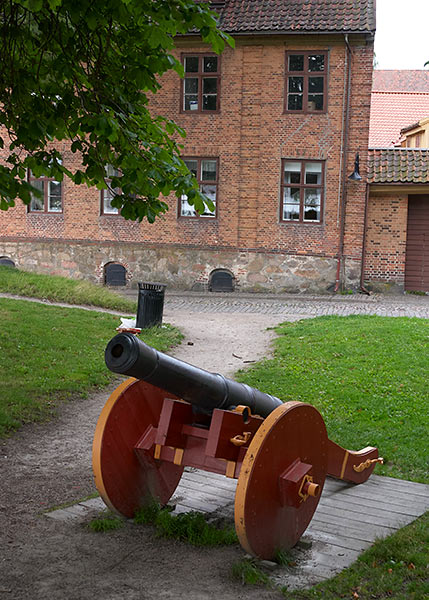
[368,149,429,184]
[372,70,429,92]
[215,1,376,34]
[369,92,429,147]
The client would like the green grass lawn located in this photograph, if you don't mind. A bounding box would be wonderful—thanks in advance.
[0,265,137,313]
[0,297,182,436]
[234,314,428,599]
[238,315,429,484]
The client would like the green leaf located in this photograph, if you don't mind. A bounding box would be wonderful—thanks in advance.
[47,0,63,9]
[23,0,43,12]
[147,27,172,49]
[86,12,98,31]
[73,170,83,185]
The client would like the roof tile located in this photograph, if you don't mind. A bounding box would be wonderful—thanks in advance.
[368,149,429,184]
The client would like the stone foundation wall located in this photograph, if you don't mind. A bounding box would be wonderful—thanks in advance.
[0,240,365,294]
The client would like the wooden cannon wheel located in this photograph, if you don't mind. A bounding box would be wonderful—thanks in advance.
[235,401,328,560]
[92,378,184,518]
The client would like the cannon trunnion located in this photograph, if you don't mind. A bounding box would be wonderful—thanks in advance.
[93,334,382,559]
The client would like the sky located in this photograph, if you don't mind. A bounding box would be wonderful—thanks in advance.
[374,0,429,70]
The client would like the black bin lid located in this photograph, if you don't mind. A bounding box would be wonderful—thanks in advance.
[138,282,167,292]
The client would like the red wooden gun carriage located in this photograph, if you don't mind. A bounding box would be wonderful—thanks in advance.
[93,332,382,559]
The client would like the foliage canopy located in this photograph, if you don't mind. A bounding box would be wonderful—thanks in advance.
[0,0,233,221]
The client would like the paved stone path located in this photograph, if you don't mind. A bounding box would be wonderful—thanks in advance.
[161,290,429,319]
[3,289,429,320]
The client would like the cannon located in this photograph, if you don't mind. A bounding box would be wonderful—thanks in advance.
[93,332,382,559]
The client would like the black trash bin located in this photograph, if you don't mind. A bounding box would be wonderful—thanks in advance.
[136,282,166,329]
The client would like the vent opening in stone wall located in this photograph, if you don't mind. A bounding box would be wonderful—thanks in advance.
[0,257,15,268]
[104,262,127,286]
[209,269,234,292]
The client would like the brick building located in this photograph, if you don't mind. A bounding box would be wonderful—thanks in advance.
[0,0,377,293]
[365,70,429,293]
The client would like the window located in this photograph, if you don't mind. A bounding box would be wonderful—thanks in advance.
[101,166,120,215]
[0,257,15,268]
[104,262,127,286]
[28,172,62,213]
[179,158,218,218]
[209,269,234,292]
[182,55,220,113]
[281,159,324,223]
[407,132,422,148]
[285,52,327,113]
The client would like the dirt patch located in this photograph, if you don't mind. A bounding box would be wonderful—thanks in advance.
[0,309,288,599]
[164,309,293,375]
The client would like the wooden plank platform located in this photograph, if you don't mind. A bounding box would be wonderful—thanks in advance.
[45,468,429,590]
[170,469,429,590]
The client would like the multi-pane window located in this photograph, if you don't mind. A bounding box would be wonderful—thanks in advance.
[285,52,327,113]
[281,159,324,223]
[28,172,62,213]
[182,55,220,112]
[180,158,218,218]
[101,166,120,215]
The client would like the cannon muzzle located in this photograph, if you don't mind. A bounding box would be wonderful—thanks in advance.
[105,332,283,418]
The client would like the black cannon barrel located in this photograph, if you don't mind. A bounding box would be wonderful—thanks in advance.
[105,332,283,418]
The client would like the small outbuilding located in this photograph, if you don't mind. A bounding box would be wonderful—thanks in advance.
[365,148,429,292]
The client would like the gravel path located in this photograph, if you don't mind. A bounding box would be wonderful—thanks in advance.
[0,291,428,599]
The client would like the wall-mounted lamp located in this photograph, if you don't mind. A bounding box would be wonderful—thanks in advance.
[349,153,362,180]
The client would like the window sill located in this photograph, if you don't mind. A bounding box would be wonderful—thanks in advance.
[283,110,327,115]
[179,110,221,115]
[279,220,323,226]
[27,211,64,216]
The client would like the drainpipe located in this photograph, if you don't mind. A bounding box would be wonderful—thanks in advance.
[334,34,352,292]
[360,183,371,294]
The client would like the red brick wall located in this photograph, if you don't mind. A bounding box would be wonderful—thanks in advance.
[0,33,374,288]
[364,193,408,285]
[149,35,373,260]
